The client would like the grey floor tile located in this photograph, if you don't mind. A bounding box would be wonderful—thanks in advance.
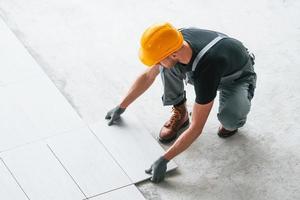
[0,159,28,200]
[0,142,85,200]
[47,127,132,197]
[0,17,46,86]
[89,114,177,183]
[0,76,85,152]
[88,185,145,200]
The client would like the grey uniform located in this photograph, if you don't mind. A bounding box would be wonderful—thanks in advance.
[160,28,257,131]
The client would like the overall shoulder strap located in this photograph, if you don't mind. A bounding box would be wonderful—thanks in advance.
[192,34,227,71]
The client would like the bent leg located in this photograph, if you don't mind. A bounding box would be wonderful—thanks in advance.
[160,66,186,106]
[218,81,255,130]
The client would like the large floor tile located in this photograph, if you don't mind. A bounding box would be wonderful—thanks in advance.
[89,114,177,183]
[47,127,132,197]
[0,142,85,200]
[88,185,145,200]
[0,17,46,86]
[0,76,85,152]
[0,159,28,200]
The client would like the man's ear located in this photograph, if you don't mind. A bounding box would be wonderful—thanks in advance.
[170,52,177,59]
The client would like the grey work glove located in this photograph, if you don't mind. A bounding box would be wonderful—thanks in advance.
[145,156,169,183]
[105,106,126,126]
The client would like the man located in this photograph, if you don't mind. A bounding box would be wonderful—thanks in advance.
[105,22,256,183]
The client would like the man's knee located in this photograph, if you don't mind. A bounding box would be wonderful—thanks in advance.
[217,108,248,130]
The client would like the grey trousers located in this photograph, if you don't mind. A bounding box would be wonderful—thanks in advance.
[160,59,257,131]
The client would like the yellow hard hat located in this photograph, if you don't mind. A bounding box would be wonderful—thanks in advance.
[139,22,184,67]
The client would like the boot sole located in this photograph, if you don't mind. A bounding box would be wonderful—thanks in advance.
[158,119,190,144]
[218,129,238,138]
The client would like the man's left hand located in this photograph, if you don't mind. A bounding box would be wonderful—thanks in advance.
[145,156,169,183]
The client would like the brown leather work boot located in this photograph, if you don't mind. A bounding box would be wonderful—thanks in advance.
[159,102,189,143]
[218,126,238,138]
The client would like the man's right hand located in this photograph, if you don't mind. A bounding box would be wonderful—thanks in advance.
[105,106,126,126]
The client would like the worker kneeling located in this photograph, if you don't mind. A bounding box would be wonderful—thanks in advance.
[105,22,257,183]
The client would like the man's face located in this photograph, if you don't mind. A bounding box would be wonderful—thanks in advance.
[159,55,177,69]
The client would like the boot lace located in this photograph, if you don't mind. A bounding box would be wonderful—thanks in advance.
[168,107,182,129]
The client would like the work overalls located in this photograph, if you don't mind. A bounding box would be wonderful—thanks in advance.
[160,35,257,131]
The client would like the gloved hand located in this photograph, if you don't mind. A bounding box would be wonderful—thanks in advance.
[145,156,169,183]
[105,106,126,126]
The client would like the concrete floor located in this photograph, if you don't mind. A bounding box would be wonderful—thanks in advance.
[0,0,299,199]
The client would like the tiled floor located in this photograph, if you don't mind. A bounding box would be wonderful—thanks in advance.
[0,15,176,200]
[0,18,45,86]
[1,143,86,200]
[0,77,85,152]
[87,185,146,200]
[89,116,177,183]
[47,127,132,197]
[0,159,28,200]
